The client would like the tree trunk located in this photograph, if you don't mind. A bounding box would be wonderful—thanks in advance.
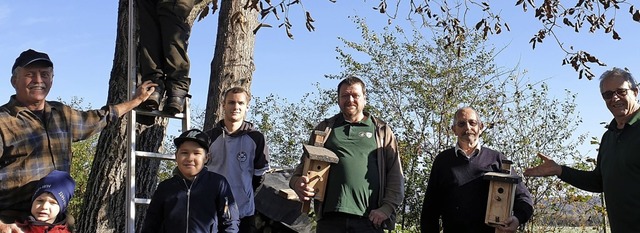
[203,0,259,130]
[76,1,164,232]
[76,1,138,232]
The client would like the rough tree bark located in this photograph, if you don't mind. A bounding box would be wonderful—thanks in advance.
[203,0,259,131]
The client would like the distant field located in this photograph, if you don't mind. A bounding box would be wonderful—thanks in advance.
[530,226,610,233]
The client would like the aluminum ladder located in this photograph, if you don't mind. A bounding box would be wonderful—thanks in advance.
[124,0,191,231]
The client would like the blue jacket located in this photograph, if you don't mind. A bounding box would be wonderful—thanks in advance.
[141,167,239,233]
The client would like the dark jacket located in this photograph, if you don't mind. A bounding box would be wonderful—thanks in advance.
[560,111,640,232]
[141,167,239,233]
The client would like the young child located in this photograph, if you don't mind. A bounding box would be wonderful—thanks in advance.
[18,170,75,233]
[141,129,239,233]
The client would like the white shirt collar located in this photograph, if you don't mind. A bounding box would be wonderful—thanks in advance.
[454,142,482,158]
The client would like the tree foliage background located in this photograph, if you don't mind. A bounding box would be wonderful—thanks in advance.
[249,17,607,231]
[257,0,639,80]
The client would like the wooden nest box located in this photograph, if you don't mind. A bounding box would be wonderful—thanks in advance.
[483,160,521,228]
[300,129,339,213]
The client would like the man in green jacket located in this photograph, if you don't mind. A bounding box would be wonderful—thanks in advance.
[525,68,640,232]
[289,76,404,232]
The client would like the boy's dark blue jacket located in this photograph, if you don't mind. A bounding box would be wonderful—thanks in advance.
[141,167,239,233]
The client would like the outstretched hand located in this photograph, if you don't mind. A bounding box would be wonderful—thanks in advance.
[113,80,160,118]
[523,153,562,177]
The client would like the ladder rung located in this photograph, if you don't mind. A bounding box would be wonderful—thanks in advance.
[135,109,185,119]
[134,198,151,205]
[135,151,175,160]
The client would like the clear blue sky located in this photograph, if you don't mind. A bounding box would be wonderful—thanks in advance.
[0,1,638,158]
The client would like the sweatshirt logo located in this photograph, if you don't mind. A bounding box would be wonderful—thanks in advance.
[237,152,247,162]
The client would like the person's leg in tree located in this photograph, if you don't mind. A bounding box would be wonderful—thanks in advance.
[137,0,166,111]
[157,0,193,115]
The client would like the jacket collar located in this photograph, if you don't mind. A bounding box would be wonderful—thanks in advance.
[607,108,640,131]
[216,120,255,136]
[5,95,56,117]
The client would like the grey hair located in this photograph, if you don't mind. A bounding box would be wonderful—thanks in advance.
[10,67,18,83]
[452,106,482,127]
[599,67,637,91]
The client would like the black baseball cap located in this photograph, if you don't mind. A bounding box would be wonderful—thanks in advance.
[12,49,53,71]
[174,129,210,151]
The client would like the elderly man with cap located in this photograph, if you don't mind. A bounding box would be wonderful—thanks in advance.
[0,49,156,232]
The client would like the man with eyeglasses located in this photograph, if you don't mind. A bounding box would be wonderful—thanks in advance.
[420,107,534,233]
[525,67,640,232]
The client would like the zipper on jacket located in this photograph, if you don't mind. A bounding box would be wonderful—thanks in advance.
[223,196,231,220]
[182,177,195,233]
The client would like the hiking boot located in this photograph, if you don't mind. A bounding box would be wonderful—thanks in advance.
[163,96,185,115]
[140,78,165,111]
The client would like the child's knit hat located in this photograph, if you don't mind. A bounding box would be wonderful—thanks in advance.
[32,170,76,214]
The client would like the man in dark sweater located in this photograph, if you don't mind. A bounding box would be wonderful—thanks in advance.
[420,107,534,233]
[525,68,640,232]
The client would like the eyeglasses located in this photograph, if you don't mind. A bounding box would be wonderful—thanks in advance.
[601,88,633,100]
[456,120,479,127]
